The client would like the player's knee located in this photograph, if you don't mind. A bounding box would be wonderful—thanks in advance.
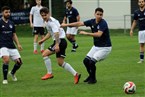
[83,56,91,65]
[3,57,10,64]
[16,58,23,65]
[57,61,64,67]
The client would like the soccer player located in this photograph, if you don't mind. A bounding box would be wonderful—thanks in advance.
[0,6,23,84]
[130,0,145,63]
[38,7,81,84]
[62,0,80,52]
[29,0,45,54]
[61,7,112,84]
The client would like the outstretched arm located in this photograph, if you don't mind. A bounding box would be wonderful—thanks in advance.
[61,21,84,27]
[79,30,103,37]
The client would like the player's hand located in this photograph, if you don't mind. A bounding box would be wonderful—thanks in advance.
[61,23,67,27]
[130,30,133,37]
[79,31,88,35]
[38,40,44,45]
[17,44,22,51]
[30,23,33,28]
[54,44,60,53]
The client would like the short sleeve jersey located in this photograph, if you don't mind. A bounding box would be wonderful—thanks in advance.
[84,19,112,47]
[30,5,44,27]
[65,7,79,23]
[133,9,145,31]
[0,18,16,48]
[45,17,66,40]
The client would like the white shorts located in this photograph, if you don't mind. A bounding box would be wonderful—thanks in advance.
[87,46,112,61]
[0,47,21,60]
[66,27,78,35]
[138,30,145,43]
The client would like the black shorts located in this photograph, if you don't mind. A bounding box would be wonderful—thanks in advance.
[48,39,67,58]
[33,27,45,35]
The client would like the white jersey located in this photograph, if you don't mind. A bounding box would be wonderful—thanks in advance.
[45,17,66,40]
[30,5,44,27]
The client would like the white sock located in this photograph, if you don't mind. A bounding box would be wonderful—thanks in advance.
[41,43,45,51]
[34,42,37,51]
[43,57,52,74]
[62,62,77,76]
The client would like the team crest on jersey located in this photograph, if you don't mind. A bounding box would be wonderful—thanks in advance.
[97,25,100,29]
[91,25,94,29]
[9,25,13,28]
[138,14,140,16]
[70,11,72,14]
[2,25,5,28]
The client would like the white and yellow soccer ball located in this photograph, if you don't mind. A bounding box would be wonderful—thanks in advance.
[123,81,136,94]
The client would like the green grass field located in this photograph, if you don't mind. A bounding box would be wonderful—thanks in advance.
[0,25,144,97]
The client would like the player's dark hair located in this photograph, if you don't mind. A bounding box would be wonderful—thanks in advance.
[64,0,72,4]
[95,7,104,13]
[1,6,10,12]
[40,7,49,14]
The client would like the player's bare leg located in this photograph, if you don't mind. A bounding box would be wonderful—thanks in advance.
[33,35,39,54]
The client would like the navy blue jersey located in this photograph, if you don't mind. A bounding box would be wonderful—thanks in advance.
[133,9,145,31]
[65,7,79,23]
[0,18,16,49]
[84,19,112,47]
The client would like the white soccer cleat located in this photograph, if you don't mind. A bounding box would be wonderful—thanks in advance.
[137,60,144,64]
[9,71,17,81]
[2,80,8,84]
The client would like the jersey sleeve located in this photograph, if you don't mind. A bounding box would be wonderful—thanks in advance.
[99,20,108,32]
[133,11,138,20]
[30,7,34,15]
[74,8,79,17]
[12,22,16,33]
[84,19,92,27]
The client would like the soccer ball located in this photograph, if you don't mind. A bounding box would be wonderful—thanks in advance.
[123,81,136,94]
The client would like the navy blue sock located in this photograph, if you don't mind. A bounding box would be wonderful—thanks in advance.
[11,64,21,75]
[140,52,144,60]
[90,59,97,80]
[2,64,9,80]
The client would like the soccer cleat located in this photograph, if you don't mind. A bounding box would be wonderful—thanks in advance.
[41,73,54,80]
[9,71,17,81]
[137,60,144,64]
[87,79,97,84]
[41,50,44,53]
[33,50,38,54]
[74,73,81,84]
[84,76,90,82]
[71,44,78,52]
[2,80,8,84]
[71,49,76,52]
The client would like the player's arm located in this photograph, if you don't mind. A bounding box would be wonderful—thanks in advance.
[54,32,60,53]
[38,32,51,45]
[77,15,80,22]
[13,33,22,51]
[62,16,67,23]
[130,20,137,37]
[29,14,33,28]
[79,30,103,37]
[61,21,84,27]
